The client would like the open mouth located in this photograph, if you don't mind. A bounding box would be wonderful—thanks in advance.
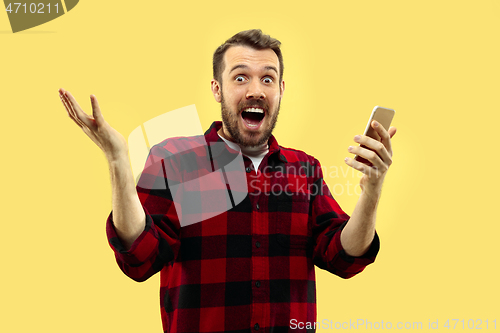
[241,108,265,129]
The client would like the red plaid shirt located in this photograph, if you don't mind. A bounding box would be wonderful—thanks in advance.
[106,121,379,333]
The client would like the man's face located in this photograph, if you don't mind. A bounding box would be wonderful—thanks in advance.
[211,45,285,147]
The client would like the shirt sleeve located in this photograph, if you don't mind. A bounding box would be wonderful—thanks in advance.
[310,158,380,279]
[106,145,181,282]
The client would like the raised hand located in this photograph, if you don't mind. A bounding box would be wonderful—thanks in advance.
[345,120,397,195]
[59,88,128,162]
[60,88,145,248]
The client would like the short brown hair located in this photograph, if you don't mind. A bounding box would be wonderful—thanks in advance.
[213,29,284,85]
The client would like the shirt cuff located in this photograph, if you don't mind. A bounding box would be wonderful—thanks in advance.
[328,222,380,278]
[106,209,160,266]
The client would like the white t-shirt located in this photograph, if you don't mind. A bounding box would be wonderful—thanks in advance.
[218,134,269,172]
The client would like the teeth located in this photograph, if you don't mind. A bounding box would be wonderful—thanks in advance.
[244,108,264,113]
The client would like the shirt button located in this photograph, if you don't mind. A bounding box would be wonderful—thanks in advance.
[256,203,260,210]
[254,323,260,330]
[255,241,261,248]
[255,281,261,287]
[246,167,252,173]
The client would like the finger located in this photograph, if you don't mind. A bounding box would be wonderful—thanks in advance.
[90,95,105,127]
[64,91,95,130]
[354,134,392,166]
[59,89,70,114]
[62,93,87,129]
[371,121,393,155]
[64,91,85,121]
[59,88,70,115]
[348,145,388,172]
[60,90,79,121]
[344,156,381,177]
[388,126,397,139]
[60,91,84,128]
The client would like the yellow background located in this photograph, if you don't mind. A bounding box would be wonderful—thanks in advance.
[1,0,499,332]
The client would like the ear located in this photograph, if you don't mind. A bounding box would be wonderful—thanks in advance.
[211,79,222,103]
[280,80,285,98]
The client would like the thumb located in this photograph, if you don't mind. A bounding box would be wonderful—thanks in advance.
[90,95,105,126]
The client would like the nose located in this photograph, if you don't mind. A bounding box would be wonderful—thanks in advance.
[245,80,265,100]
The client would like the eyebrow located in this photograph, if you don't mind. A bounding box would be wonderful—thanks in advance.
[228,64,279,76]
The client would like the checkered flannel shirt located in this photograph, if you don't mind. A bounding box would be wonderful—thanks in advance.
[106,121,380,333]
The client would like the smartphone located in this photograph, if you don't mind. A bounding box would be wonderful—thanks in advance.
[354,106,395,164]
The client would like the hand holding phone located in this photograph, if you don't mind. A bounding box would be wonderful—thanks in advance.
[354,106,395,165]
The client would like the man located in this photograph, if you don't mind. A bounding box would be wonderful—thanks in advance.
[59,29,396,332]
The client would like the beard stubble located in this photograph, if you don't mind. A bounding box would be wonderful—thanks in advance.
[220,93,281,147]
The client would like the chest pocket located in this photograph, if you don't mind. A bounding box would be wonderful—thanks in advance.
[273,186,312,250]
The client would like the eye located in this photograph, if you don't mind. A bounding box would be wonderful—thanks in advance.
[235,75,246,82]
[262,77,274,84]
